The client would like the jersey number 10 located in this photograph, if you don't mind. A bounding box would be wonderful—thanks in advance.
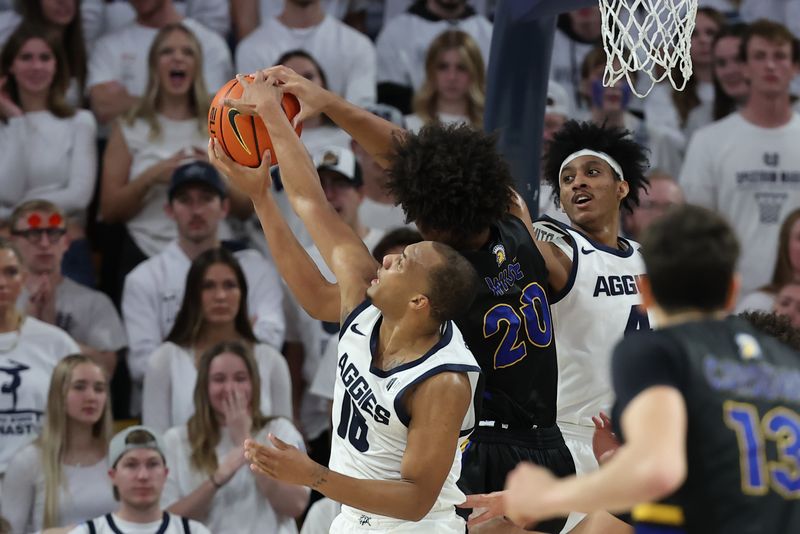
[483,283,553,369]
[337,391,370,452]
[724,400,800,496]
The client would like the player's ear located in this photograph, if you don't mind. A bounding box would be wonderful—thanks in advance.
[724,273,741,312]
[409,293,430,313]
[616,178,629,201]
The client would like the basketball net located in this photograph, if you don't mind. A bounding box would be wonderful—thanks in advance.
[599,0,698,97]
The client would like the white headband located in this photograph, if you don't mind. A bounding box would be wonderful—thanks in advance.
[558,149,625,182]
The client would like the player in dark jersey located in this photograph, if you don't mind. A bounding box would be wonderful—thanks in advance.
[256,64,575,534]
[503,204,800,534]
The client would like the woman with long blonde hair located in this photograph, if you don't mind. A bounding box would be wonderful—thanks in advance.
[2,354,115,533]
[99,23,212,282]
[405,30,486,133]
[161,340,308,533]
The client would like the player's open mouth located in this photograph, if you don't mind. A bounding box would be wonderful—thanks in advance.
[573,193,592,206]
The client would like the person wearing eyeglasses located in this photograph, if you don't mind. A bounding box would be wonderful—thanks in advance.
[9,200,126,380]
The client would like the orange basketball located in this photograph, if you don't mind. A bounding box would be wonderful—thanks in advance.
[208,77,302,168]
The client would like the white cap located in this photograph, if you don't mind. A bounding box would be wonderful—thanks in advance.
[546,80,571,118]
[313,146,362,185]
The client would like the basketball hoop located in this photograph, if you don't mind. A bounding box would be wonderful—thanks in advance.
[599,0,698,97]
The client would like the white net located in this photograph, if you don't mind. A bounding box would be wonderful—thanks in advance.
[599,0,699,97]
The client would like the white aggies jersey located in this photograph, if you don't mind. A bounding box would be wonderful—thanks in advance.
[330,300,482,525]
[533,218,651,427]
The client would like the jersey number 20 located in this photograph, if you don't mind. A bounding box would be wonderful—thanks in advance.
[483,282,553,369]
[337,391,369,452]
[724,401,800,496]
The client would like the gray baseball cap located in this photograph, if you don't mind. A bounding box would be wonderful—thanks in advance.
[108,425,166,467]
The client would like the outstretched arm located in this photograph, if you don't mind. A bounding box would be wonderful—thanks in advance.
[257,65,405,169]
[208,142,340,323]
[245,371,472,521]
[223,74,378,320]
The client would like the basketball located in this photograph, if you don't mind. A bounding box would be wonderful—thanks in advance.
[208,76,303,168]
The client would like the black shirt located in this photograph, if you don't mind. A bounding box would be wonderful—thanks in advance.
[457,216,558,427]
[612,317,800,534]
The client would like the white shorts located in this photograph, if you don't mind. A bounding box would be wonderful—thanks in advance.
[559,422,600,533]
[329,507,465,533]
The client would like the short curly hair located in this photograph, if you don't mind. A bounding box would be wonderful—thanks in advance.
[386,123,514,241]
[739,311,800,352]
[543,120,650,213]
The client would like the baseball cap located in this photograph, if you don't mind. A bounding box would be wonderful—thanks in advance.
[313,146,363,187]
[109,425,167,467]
[168,160,227,201]
[364,103,406,128]
[546,80,572,118]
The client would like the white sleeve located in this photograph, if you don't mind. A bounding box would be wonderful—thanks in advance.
[21,112,98,215]
[1,445,38,534]
[141,344,173,434]
[679,130,717,210]
[66,525,91,534]
[195,25,233,93]
[82,291,127,352]
[246,258,286,350]
[0,118,26,218]
[309,336,337,401]
[343,35,377,105]
[87,34,119,89]
[234,34,271,77]
[375,20,412,85]
[259,346,293,419]
[122,268,162,383]
[80,0,105,45]
[187,0,231,36]
[160,429,185,507]
[188,519,212,534]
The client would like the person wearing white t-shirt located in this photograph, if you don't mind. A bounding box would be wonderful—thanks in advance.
[548,8,601,116]
[161,341,308,534]
[0,26,97,224]
[87,0,231,125]
[68,425,211,534]
[376,0,491,114]
[10,200,127,380]
[231,0,360,41]
[403,30,485,134]
[235,0,376,106]
[81,0,230,40]
[123,162,285,413]
[0,239,80,485]
[2,355,116,533]
[141,246,291,433]
[680,20,800,298]
[282,146,384,465]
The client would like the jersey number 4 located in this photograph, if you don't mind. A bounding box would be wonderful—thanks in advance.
[724,401,800,496]
[483,283,553,369]
[337,391,369,452]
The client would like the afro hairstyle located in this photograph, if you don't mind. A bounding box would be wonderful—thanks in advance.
[385,123,514,239]
[543,120,650,213]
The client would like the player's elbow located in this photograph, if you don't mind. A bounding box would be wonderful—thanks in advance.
[635,456,686,500]
[398,492,438,522]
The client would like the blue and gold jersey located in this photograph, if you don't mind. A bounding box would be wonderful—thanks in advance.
[458,216,557,427]
[612,317,800,534]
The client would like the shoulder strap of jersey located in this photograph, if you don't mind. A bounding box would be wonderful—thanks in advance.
[532,217,573,257]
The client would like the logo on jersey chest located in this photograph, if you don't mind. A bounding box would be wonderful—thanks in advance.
[484,261,524,296]
[593,274,644,297]
[492,244,506,266]
[338,353,391,425]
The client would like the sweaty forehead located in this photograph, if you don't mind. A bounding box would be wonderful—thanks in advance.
[407,241,444,268]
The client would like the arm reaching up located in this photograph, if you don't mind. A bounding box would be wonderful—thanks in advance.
[224,73,379,321]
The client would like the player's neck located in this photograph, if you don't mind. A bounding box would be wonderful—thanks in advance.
[741,92,794,128]
[178,235,219,261]
[573,217,621,249]
[137,3,181,28]
[376,316,440,367]
[116,504,164,524]
[655,308,727,327]
[279,2,325,28]
[0,309,21,333]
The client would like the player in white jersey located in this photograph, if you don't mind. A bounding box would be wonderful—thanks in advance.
[208,73,483,533]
